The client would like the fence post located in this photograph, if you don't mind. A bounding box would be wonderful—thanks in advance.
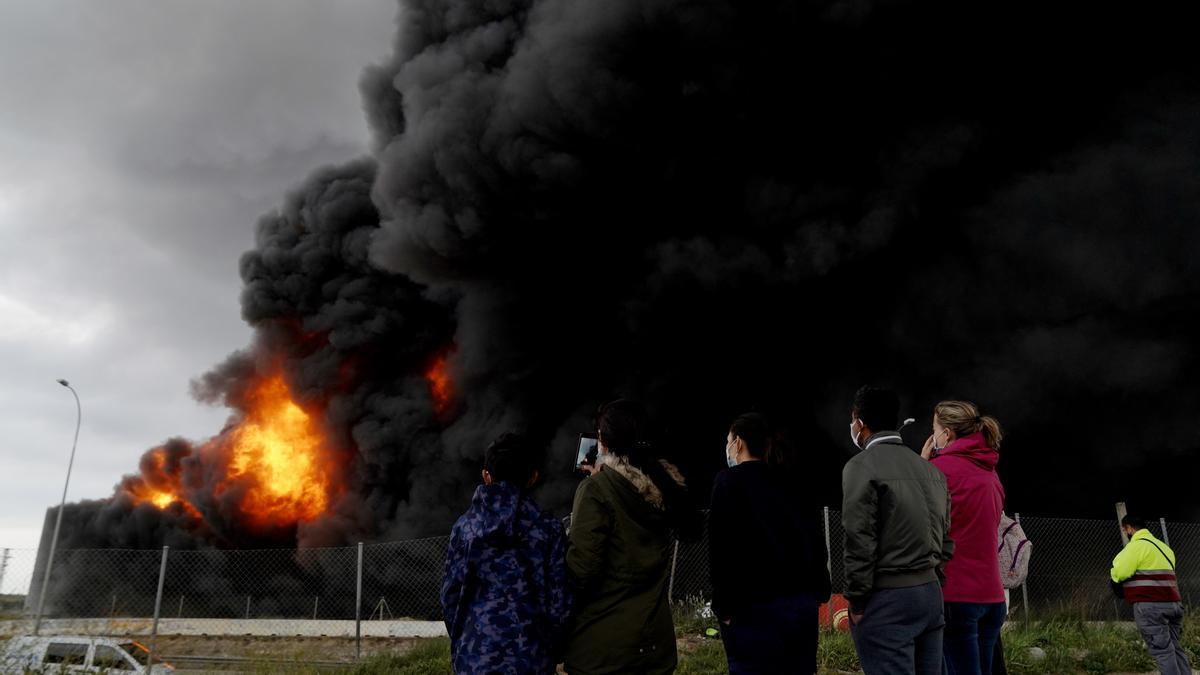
[177,596,184,619]
[148,545,169,669]
[1160,517,1171,547]
[356,542,364,660]
[313,596,320,621]
[0,548,9,592]
[823,506,833,627]
[668,540,680,605]
[1116,502,1129,546]
[245,596,251,619]
[1014,514,1030,624]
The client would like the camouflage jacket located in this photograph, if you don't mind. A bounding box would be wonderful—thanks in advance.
[441,482,570,675]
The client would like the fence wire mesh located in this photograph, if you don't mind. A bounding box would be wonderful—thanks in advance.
[670,514,711,605]
[827,508,847,596]
[361,537,447,621]
[3,509,1197,634]
[1015,516,1126,620]
[163,546,360,623]
[0,548,36,618]
[34,548,164,620]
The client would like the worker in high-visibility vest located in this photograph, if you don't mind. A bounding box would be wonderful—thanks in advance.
[1111,514,1191,675]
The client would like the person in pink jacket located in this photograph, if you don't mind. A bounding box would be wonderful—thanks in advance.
[921,401,1006,675]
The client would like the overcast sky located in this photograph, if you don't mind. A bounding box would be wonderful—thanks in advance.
[0,0,396,559]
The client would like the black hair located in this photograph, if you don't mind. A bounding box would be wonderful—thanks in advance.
[1121,514,1148,531]
[483,432,538,487]
[851,385,899,433]
[597,399,651,457]
[597,399,698,537]
[729,413,770,459]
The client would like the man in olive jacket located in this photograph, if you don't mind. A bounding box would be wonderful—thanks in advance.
[843,386,954,675]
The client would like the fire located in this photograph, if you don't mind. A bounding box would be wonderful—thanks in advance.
[124,445,200,516]
[123,372,336,530]
[425,352,454,415]
[148,490,176,509]
[126,478,202,519]
[222,375,332,525]
[129,483,182,510]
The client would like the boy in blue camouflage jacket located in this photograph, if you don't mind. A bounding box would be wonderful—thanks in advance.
[441,433,570,675]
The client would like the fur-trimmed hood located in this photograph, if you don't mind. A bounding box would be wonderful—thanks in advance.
[601,454,685,510]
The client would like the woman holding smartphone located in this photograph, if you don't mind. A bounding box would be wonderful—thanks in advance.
[564,399,698,675]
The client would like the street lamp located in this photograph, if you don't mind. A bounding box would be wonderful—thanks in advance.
[33,379,81,635]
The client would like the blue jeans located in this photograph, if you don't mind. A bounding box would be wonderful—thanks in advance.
[721,593,819,675]
[850,581,945,675]
[943,601,1007,675]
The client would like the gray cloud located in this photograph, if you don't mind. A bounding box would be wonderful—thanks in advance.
[0,0,396,555]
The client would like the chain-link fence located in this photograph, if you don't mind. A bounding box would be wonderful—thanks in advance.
[1,548,36,619]
[667,509,1193,622]
[1171,520,1200,608]
[2,508,1196,647]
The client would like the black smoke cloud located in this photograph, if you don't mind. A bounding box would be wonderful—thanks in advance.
[360,0,1200,519]
[54,0,1200,556]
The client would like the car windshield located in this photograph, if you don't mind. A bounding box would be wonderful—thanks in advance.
[120,642,151,666]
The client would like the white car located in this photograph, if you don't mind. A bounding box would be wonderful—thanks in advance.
[1,636,172,674]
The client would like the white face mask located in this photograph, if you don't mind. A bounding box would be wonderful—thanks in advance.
[932,429,948,452]
[725,439,739,468]
[849,420,864,450]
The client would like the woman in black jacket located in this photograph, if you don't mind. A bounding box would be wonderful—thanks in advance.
[709,413,832,675]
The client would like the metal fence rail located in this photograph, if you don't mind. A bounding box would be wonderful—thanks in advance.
[3,507,1195,650]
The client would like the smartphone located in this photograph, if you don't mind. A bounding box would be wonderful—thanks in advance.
[574,432,599,476]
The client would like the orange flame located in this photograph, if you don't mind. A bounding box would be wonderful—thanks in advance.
[425,353,454,415]
[221,375,333,526]
[125,373,336,530]
[125,446,200,517]
[126,481,202,519]
[128,483,184,510]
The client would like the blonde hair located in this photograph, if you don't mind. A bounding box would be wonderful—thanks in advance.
[934,400,1002,450]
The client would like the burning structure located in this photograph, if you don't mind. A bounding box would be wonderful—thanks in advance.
[31,0,1200,618]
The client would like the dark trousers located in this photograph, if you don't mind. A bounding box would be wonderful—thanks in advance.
[850,581,945,675]
[990,633,1007,675]
[720,593,819,675]
[943,601,1007,675]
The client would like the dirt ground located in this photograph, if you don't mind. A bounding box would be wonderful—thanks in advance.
[151,634,424,662]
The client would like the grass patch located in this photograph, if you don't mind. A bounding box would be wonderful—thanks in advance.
[676,639,729,674]
[1001,618,1154,675]
[817,627,858,673]
[0,595,24,620]
[239,639,452,675]
[340,639,452,675]
[673,609,1199,674]
[672,595,717,638]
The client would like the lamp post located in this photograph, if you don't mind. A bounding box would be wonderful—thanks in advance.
[33,379,81,635]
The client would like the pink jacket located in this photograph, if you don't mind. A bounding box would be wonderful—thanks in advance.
[931,432,1006,603]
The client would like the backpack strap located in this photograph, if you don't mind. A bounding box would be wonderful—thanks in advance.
[998,522,1020,553]
[1010,539,1029,571]
[1139,538,1175,571]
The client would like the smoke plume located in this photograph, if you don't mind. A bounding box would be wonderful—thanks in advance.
[52,0,1200,560]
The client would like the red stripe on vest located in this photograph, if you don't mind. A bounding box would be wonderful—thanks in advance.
[1123,572,1182,604]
